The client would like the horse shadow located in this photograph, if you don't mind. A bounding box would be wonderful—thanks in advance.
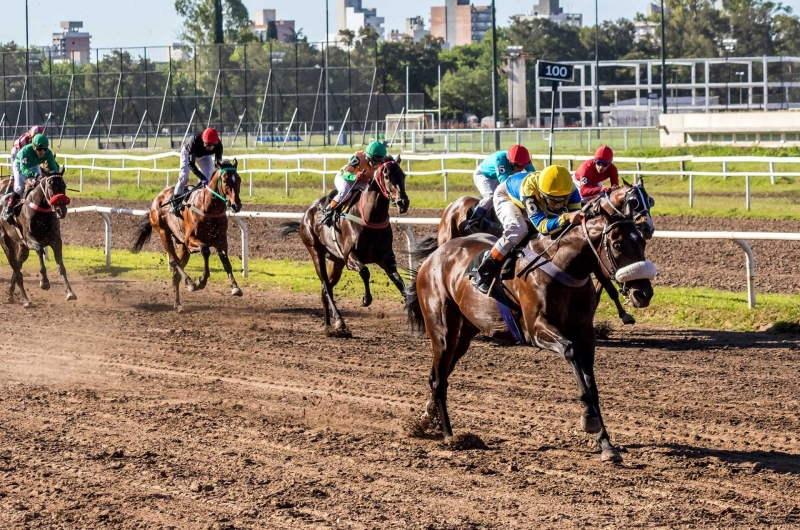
[636,443,800,475]
[599,326,800,351]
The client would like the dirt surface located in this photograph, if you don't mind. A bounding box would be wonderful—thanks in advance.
[0,277,798,528]
[60,198,800,294]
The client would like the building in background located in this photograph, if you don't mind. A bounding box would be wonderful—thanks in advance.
[515,0,582,27]
[430,0,492,49]
[634,20,658,42]
[388,16,430,43]
[251,9,296,42]
[336,0,385,41]
[170,43,192,62]
[50,21,91,64]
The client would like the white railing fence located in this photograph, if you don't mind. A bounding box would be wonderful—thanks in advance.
[4,151,800,211]
[65,205,800,309]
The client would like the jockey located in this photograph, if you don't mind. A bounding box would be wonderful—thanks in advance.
[472,165,582,294]
[10,125,43,167]
[172,127,222,216]
[4,133,59,222]
[322,141,387,227]
[466,145,535,229]
[574,145,619,201]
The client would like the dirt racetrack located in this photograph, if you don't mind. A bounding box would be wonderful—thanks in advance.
[1,276,799,528]
[60,199,800,294]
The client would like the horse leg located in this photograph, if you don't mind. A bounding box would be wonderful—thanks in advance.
[532,318,619,461]
[309,245,348,336]
[425,301,469,439]
[217,247,242,296]
[14,247,31,308]
[574,339,622,462]
[196,244,211,290]
[36,248,50,291]
[155,227,195,292]
[595,273,635,325]
[50,242,77,301]
[325,257,350,334]
[379,255,406,301]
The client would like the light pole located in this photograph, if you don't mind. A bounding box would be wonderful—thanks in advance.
[25,0,30,128]
[325,0,330,146]
[722,38,737,110]
[595,0,600,137]
[490,0,500,149]
[736,71,744,105]
[660,0,667,115]
[506,46,523,128]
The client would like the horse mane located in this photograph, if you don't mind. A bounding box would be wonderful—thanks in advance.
[218,159,237,169]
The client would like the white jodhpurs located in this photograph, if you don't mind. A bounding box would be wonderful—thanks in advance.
[176,148,214,196]
[332,172,367,204]
[12,163,38,195]
[473,167,499,210]
[491,182,529,258]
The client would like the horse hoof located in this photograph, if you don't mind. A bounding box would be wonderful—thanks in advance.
[601,448,623,463]
[362,296,372,307]
[581,415,603,434]
[326,326,352,339]
[231,287,243,297]
[40,281,50,291]
[66,293,77,301]
[186,283,197,293]
[621,314,636,325]
[175,305,185,313]
[22,301,32,308]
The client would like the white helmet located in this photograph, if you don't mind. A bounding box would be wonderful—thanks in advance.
[29,125,43,136]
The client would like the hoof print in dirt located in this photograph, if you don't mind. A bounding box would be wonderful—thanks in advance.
[443,433,488,451]
[404,414,442,439]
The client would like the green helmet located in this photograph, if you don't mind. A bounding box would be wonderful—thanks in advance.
[33,133,49,149]
[365,141,387,162]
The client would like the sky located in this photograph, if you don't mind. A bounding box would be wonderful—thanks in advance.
[6,0,800,50]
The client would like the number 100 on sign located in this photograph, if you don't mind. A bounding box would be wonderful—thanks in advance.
[538,61,574,82]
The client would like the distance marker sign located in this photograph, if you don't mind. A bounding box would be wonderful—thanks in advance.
[537,61,574,83]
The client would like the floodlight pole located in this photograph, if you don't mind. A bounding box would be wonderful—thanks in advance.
[491,0,500,149]
[595,0,600,138]
[661,0,667,114]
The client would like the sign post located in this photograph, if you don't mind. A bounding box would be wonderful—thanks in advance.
[537,61,574,165]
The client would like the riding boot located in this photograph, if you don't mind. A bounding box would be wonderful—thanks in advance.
[322,200,339,227]
[3,192,20,223]
[466,205,487,231]
[471,252,502,294]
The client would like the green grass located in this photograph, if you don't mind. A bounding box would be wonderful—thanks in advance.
[36,245,800,332]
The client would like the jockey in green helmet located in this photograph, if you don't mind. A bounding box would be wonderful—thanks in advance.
[322,141,388,227]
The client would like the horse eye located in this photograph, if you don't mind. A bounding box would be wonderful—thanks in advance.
[648,197,655,207]
[628,198,639,210]
[612,242,622,251]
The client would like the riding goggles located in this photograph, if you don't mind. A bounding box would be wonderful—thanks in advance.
[595,159,610,167]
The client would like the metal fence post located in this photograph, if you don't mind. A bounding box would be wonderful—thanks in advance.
[107,169,111,190]
[516,130,521,146]
[746,175,751,211]
[79,168,84,192]
[99,212,112,267]
[166,171,170,187]
[680,160,686,181]
[481,130,485,152]
[769,161,775,185]
[444,132,450,153]
[624,129,628,150]
[249,171,253,198]
[689,174,694,208]
[441,158,448,202]
[723,161,727,180]
[137,169,141,188]
[285,171,290,197]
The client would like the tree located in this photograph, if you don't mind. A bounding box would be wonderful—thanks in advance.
[174,0,255,44]
[338,29,356,47]
[266,21,278,41]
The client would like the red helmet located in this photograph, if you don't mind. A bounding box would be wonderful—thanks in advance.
[507,144,531,167]
[595,145,613,163]
[29,125,42,136]
[201,127,219,144]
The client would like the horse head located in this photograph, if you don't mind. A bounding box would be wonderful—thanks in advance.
[612,177,655,240]
[376,155,409,214]
[587,200,655,309]
[40,166,70,219]
[214,158,242,213]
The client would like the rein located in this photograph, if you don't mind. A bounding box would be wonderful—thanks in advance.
[191,167,236,219]
[27,175,65,214]
[581,214,636,282]
[339,161,397,229]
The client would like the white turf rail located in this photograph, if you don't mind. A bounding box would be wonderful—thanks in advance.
[66,205,800,309]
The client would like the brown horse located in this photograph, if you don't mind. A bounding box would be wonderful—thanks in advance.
[418,178,655,325]
[406,198,656,462]
[131,159,243,312]
[279,157,409,337]
[0,168,76,306]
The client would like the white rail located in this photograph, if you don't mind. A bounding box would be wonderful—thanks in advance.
[3,151,797,211]
[64,206,799,309]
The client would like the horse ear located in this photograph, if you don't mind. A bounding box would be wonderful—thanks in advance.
[637,176,644,187]
[395,155,402,165]
[233,158,238,168]
[622,177,631,187]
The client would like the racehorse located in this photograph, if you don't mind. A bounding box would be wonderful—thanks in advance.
[406,197,656,462]
[131,159,243,312]
[414,177,655,325]
[278,156,409,337]
[0,167,75,306]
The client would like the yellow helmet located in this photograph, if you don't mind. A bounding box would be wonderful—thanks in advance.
[537,165,574,199]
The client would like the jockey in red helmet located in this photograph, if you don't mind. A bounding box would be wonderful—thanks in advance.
[573,145,619,201]
[172,128,223,216]
[465,144,535,230]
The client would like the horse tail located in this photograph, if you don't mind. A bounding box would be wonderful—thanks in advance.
[278,220,301,238]
[131,215,153,253]
[405,271,425,334]
[408,235,439,264]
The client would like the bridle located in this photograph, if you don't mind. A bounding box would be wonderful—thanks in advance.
[581,201,637,283]
[28,174,65,213]
[373,160,395,202]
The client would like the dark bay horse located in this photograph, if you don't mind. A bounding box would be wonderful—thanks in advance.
[0,168,76,306]
[131,159,243,312]
[279,157,409,337]
[418,178,655,325]
[406,199,656,462]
